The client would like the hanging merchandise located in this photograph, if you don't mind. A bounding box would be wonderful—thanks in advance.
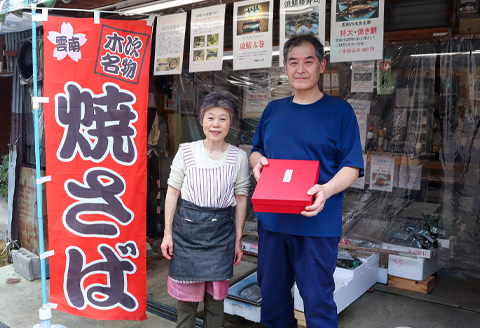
[377,56,392,94]
[43,16,152,321]
[351,61,375,93]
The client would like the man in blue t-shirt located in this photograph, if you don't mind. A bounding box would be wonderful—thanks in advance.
[250,34,364,328]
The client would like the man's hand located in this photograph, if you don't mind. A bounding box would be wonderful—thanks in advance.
[161,234,174,260]
[301,184,328,217]
[252,156,269,181]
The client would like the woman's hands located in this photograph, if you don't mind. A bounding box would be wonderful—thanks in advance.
[161,233,174,260]
[234,239,243,266]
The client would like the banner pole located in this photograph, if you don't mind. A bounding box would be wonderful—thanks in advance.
[31,5,52,328]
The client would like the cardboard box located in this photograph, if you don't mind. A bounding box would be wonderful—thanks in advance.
[294,253,379,314]
[382,242,436,259]
[252,159,319,214]
[387,253,438,281]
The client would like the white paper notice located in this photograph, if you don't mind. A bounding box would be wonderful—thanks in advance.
[370,155,394,192]
[154,13,187,75]
[233,0,273,71]
[279,0,326,66]
[351,61,375,93]
[347,99,370,151]
[330,0,384,63]
[189,5,226,73]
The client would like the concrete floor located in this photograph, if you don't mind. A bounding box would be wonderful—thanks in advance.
[2,197,480,327]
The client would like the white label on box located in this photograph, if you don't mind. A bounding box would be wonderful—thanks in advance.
[283,169,293,182]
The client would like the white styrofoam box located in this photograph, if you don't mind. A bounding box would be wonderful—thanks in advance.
[382,243,436,259]
[377,267,388,284]
[224,272,261,322]
[224,298,261,322]
[294,253,379,314]
[387,253,438,281]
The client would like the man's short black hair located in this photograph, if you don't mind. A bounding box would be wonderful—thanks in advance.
[283,34,325,65]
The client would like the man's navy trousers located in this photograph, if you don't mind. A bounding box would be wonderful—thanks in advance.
[257,220,340,328]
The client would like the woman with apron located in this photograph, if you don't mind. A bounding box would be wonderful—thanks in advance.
[161,91,250,328]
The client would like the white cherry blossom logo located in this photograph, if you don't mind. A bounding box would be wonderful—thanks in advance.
[47,22,87,62]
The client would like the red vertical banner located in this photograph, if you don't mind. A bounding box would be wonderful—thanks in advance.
[43,16,151,321]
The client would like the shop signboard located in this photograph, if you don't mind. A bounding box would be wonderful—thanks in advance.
[330,0,384,63]
[189,4,226,72]
[154,12,187,75]
[43,16,151,320]
[233,0,273,70]
[279,0,326,66]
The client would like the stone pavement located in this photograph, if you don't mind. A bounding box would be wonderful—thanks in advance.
[0,264,177,328]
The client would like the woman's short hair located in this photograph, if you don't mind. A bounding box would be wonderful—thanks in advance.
[197,91,238,126]
[283,34,325,65]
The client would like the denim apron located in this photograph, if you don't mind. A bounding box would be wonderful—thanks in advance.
[168,143,238,282]
[168,200,235,281]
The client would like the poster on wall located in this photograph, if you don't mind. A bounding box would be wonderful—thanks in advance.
[189,4,226,73]
[370,155,394,192]
[377,56,392,94]
[233,0,273,70]
[351,61,375,93]
[43,16,151,321]
[279,0,326,66]
[330,0,384,63]
[347,98,370,151]
[154,12,187,75]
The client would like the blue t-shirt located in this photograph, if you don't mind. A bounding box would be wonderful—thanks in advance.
[251,94,364,237]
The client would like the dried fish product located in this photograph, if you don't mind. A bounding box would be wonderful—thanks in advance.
[284,11,320,37]
[339,4,377,19]
[168,57,179,70]
[206,49,218,60]
[239,283,261,302]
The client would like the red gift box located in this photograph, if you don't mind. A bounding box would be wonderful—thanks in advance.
[252,159,320,214]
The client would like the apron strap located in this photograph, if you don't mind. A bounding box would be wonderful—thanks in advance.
[181,143,196,168]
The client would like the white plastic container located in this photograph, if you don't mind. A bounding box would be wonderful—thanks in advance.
[224,272,261,322]
[294,253,380,314]
[387,253,438,281]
